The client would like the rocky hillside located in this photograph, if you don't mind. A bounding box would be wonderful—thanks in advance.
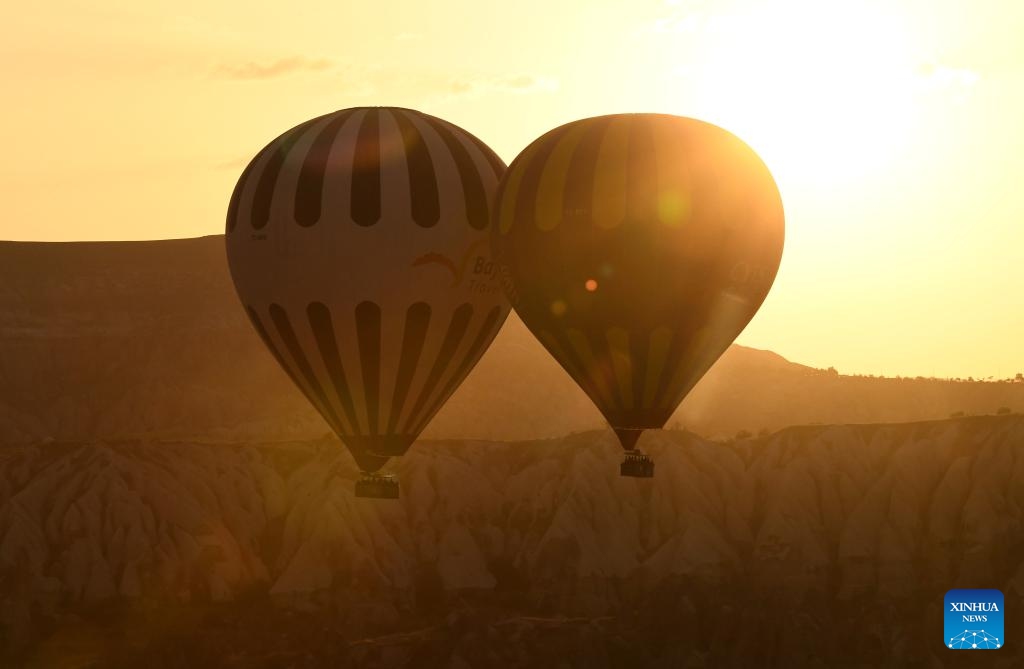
[1,236,1022,445]
[1,415,1022,666]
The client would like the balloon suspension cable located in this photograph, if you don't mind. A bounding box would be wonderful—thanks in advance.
[355,471,400,499]
[620,450,655,478]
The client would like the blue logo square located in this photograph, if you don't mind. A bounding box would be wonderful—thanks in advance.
[945,589,1004,649]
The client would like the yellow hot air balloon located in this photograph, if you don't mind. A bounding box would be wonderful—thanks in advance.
[227,107,509,497]
[492,114,784,476]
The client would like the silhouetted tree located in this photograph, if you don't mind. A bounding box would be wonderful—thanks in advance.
[950,411,965,418]
[735,429,752,440]
[997,407,1011,415]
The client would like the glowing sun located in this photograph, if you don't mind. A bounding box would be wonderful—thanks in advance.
[677,2,923,187]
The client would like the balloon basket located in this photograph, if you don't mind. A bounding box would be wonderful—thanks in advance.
[355,473,400,499]
[620,451,654,478]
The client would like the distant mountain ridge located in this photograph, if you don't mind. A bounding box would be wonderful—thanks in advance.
[0,236,1021,444]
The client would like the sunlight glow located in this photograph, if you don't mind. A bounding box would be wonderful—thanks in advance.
[676,2,923,187]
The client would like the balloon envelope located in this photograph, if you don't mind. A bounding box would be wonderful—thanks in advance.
[227,107,509,473]
[492,113,784,452]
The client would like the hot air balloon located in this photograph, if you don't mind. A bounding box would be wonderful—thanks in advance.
[492,114,784,477]
[227,107,509,498]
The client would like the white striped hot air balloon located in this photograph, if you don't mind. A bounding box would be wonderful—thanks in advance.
[226,107,509,498]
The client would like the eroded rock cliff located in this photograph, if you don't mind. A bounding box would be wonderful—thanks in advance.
[1,416,1022,666]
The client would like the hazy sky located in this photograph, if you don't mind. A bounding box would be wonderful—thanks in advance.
[3,0,1022,380]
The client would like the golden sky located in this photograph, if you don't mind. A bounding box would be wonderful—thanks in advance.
[2,0,1022,380]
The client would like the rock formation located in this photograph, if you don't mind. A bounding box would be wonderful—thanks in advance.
[1,416,1021,666]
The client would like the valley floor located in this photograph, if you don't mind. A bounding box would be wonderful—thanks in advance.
[2,415,1023,667]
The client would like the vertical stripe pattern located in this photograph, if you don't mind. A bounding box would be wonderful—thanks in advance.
[386,302,432,434]
[307,301,360,434]
[251,118,322,230]
[295,110,359,226]
[243,300,503,461]
[492,113,785,442]
[227,107,510,471]
[227,107,500,234]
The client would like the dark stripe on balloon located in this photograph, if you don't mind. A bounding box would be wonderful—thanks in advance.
[355,301,382,436]
[512,126,572,231]
[294,110,357,227]
[561,118,611,225]
[609,133,654,402]
[267,303,345,433]
[245,306,306,393]
[626,116,658,225]
[461,130,506,181]
[650,334,682,413]
[651,318,704,411]
[651,257,728,408]
[586,327,627,412]
[350,109,382,226]
[629,329,649,411]
[386,302,432,435]
[675,342,729,408]
[401,303,473,433]
[545,328,616,416]
[226,168,250,234]
[657,323,728,417]
[227,140,278,234]
[391,110,441,228]
[307,301,360,433]
[411,305,504,435]
[422,115,489,230]
[251,119,320,231]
